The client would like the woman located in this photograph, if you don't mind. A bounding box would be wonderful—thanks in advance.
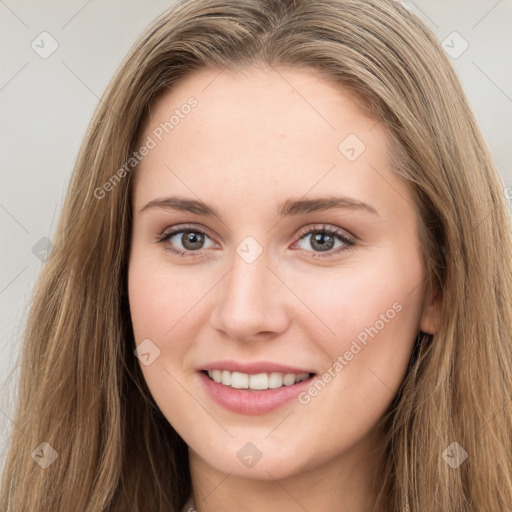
[2,0,511,510]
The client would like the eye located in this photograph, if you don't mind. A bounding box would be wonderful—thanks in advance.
[292,224,356,258]
[158,224,217,258]
[157,223,356,259]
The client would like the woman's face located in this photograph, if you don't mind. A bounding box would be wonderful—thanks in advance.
[128,66,437,481]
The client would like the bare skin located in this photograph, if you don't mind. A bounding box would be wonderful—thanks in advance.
[128,65,439,512]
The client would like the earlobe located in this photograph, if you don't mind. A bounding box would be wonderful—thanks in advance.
[419,285,442,335]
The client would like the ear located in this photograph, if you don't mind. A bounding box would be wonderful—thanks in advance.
[419,284,442,335]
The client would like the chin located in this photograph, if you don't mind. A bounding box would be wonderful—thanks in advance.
[192,440,313,481]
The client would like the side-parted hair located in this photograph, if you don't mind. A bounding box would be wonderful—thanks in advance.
[2,1,512,510]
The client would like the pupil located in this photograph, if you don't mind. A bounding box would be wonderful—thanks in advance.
[311,232,334,251]
[182,231,204,250]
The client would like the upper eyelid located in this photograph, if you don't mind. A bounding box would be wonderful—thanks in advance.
[295,224,355,242]
[160,223,217,242]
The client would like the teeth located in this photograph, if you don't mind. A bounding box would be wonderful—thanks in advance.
[269,372,284,389]
[231,371,249,389]
[221,370,231,386]
[206,370,310,390]
[249,373,268,390]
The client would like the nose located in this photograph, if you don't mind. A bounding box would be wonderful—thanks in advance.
[209,249,290,342]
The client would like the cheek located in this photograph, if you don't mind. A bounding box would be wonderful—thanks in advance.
[289,247,425,393]
[127,246,205,345]
[276,265,424,469]
[127,254,206,430]
[292,249,423,332]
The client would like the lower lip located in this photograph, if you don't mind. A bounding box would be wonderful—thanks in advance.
[198,371,315,415]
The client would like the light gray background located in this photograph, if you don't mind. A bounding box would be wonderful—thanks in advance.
[1,0,511,466]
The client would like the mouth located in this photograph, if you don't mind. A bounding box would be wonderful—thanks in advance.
[197,360,318,414]
[200,369,315,391]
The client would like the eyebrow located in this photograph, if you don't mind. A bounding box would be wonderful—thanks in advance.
[139,195,379,217]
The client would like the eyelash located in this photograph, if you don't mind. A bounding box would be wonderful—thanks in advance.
[157,223,356,259]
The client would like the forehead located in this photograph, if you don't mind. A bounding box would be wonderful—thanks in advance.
[132,66,412,222]
[141,65,378,145]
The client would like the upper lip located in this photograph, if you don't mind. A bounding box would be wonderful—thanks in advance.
[199,360,315,375]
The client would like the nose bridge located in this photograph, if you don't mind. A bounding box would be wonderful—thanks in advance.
[231,251,270,304]
[211,246,288,340]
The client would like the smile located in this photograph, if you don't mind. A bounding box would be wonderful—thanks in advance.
[204,369,311,390]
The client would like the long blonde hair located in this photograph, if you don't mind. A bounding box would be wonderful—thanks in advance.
[2,0,511,510]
